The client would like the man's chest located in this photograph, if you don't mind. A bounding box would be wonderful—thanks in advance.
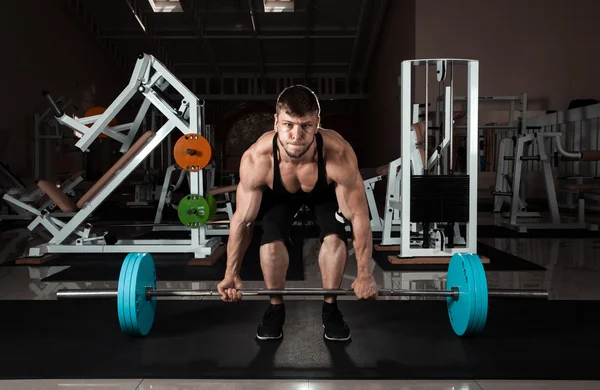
[268,163,322,193]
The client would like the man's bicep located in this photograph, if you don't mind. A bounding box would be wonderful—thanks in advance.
[335,164,368,222]
[235,154,264,223]
[233,182,263,223]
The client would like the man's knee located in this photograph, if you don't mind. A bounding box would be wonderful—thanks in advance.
[260,240,288,259]
[321,234,347,254]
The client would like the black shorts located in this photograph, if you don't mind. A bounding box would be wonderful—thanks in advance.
[258,191,348,247]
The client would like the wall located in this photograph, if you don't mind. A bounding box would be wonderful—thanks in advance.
[414,0,600,113]
[355,0,600,178]
[354,0,416,168]
[1,1,129,183]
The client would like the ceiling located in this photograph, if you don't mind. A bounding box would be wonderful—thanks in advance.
[67,0,388,108]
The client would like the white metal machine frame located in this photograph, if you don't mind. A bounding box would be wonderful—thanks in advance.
[377,127,425,245]
[390,58,479,258]
[360,174,386,233]
[436,93,528,177]
[492,137,538,218]
[1,172,84,222]
[149,163,234,236]
[43,65,158,155]
[377,133,465,246]
[375,64,468,248]
[34,95,75,181]
[349,108,428,235]
[436,93,527,133]
[17,53,222,258]
[497,131,600,232]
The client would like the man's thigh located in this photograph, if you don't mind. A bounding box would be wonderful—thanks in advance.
[311,199,349,243]
[259,195,301,247]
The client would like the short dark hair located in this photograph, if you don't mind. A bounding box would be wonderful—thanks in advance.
[276,85,320,117]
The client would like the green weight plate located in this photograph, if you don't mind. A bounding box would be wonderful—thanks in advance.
[117,252,157,336]
[178,194,210,227]
[206,192,217,219]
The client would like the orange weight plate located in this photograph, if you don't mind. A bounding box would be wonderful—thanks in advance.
[174,134,213,171]
[84,106,118,139]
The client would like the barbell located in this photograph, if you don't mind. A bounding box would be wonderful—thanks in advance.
[55,252,548,338]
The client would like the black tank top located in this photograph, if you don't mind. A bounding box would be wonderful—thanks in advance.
[271,132,336,202]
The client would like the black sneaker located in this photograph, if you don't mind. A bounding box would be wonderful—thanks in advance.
[322,303,351,341]
[256,303,285,340]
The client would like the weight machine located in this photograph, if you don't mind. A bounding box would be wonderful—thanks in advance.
[148,123,235,235]
[33,95,77,181]
[492,137,537,217]
[3,101,90,222]
[1,171,85,222]
[378,59,479,261]
[436,93,528,175]
[150,163,235,235]
[2,102,90,222]
[12,53,222,259]
[364,93,527,239]
[359,171,387,233]
[436,94,528,132]
[360,102,461,241]
[0,162,25,191]
[495,131,600,232]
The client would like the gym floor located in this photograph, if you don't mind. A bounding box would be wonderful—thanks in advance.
[1,211,599,389]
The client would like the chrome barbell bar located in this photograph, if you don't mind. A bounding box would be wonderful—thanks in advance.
[55,287,548,300]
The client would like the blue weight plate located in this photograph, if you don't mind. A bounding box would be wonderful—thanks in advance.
[123,253,140,335]
[446,253,477,336]
[117,255,128,333]
[128,252,157,336]
[124,253,143,336]
[117,253,136,334]
[464,253,483,335]
[467,253,488,334]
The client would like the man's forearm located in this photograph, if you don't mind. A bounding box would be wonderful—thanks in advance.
[225,218,253,277]
[351,215,373,277]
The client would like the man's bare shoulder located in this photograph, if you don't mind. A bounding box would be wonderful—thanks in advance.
[319,128,353,161]
[319,128,359,185]
[239,131,275,189]
[242,131,274,162]
[251,130,276,155]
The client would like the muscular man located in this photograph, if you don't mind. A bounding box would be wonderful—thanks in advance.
[217,85,378,342]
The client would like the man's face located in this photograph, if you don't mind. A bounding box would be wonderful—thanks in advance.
[274,108,320,160]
